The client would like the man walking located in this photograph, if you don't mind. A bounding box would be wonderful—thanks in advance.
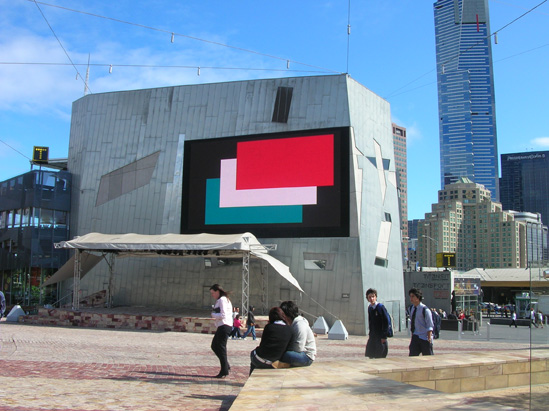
[509,310,517,328]
[365,288,389,358]
[408,288,434,356]
[241,305,257,340]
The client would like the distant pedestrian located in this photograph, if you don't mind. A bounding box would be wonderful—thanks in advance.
[0,290,5,319]
[509,311,517,328]
[230,314,242,339]
[407,288,434,356]
[530,309,537,328]
[537,311,544,328]
[365,288,389,359]
[242,305,257,340]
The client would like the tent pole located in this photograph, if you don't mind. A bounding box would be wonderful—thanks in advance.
[73,249,81,310]
[261,261,268,315]
[242,250,250,320]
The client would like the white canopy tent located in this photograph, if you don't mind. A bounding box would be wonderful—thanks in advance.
[53,232,303,316]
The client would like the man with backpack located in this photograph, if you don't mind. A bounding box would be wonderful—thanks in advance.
[408,288,434,356]
[365,288,391,358]
[431,308,441,339]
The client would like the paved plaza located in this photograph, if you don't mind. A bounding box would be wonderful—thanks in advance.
[0,319,547,410]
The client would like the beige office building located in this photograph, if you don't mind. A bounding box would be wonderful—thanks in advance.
[418,178,526,271]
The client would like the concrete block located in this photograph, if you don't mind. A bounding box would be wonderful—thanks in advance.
[502,362,530,375]
[7,305,26,322]
[435,378,461,393]
[479,363,502,376]
[402,369,430,382]
[485,374,509,390]
[460,376,486,392]
[531,371,549,385]
[429,367,455,380]
[531,359,546,373]
[454,366,479,379]
[312,316,329,334]
[508,372,530,387]
[328,320,348,340]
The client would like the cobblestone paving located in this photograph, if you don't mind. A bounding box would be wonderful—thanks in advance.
[0,321,535,411]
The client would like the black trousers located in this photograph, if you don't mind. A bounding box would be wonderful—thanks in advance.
[365,336,388,359]
[211,324,232,374]
[409,334,433,356]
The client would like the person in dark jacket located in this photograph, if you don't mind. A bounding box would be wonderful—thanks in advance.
[365,288,389,358]
[241,305,257,340]
[249,307,293,375]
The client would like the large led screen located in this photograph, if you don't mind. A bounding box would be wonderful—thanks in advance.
[181,128,349,238]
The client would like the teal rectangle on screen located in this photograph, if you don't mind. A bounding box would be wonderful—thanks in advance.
[205,179,303,225]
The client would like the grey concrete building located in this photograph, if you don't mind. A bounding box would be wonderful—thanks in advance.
[64,74,404,335]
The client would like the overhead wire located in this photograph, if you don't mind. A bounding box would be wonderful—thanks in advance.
[12,1,547,104]
[0,61,330,74]
[24,0,342,75]
[0,140,32,161]
[31,0,89,93]
[386,41,549,100]
[384,0,548,100]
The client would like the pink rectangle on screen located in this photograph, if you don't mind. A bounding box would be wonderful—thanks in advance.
[236,134,334,189]
[219,159,317,207]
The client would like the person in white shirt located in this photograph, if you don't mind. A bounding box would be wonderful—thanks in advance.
[210,284,233,378]
[509,310,517,328]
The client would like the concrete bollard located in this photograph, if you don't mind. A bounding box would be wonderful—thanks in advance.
[458,320,462,340]
[486,322,491,341]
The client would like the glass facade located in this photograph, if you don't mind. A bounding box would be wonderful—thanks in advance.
[0,170,71,309]
[500,151,549,228]
[434,0,499,200]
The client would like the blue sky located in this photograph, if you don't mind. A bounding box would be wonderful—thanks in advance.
[1,0,548,220]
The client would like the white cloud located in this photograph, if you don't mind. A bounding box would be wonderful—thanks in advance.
[0,26,291,119]
[531,137,549,148]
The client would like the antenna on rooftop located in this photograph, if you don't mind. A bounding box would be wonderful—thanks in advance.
[84,54,90,95]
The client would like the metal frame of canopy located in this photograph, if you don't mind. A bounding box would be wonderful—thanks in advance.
[54,232,303,319]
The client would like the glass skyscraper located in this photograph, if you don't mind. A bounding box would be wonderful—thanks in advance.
[434,0,499,200]
[500,151,549,226]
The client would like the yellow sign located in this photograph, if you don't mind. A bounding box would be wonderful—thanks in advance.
[33,146,49,164]
[436,252,456,268]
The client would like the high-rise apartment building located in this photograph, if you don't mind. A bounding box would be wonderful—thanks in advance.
[392,123,408,261]
[418,178,525,271]
[508,211,547,266]
[500,151,549,226]
[434,0,499,200]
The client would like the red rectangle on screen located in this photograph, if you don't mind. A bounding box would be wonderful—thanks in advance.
[236,134,334,189]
